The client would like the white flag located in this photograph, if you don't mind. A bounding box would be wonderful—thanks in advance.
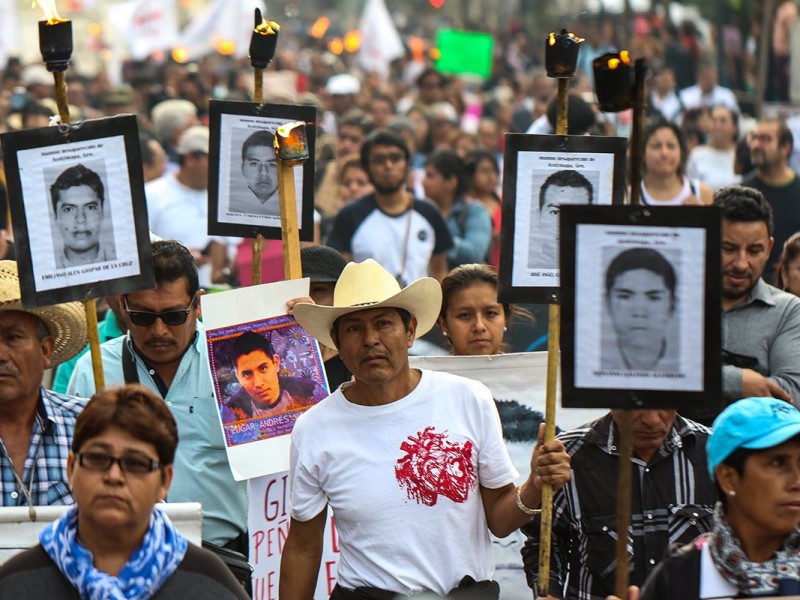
[0,2,19,66]
[177,0,268,62]
[107,0,179,61]
[357,0,405,79]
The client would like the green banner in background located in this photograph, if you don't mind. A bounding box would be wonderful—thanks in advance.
[435,29,494,79]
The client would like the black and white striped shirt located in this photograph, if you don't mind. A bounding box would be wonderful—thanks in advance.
[521,413,717,600]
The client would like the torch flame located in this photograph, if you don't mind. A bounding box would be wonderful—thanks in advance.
[608,58,620,70]
[548,33,556,46]
[255,19,280,36]
[33,0,65,24]
[620,50,631,64]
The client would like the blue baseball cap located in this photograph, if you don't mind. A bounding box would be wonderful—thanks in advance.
[707,397,800,479]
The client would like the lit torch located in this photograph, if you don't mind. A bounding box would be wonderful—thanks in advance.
[248,7,280,285]
[545,29,583,79]
[35,0,72,124]
[274,121,309,280]
[249,8,280,104]
[592,51,633,113]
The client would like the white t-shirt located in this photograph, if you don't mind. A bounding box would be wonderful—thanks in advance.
[686,145,741,191]
[145,173,237,287]
[289,369,519,596]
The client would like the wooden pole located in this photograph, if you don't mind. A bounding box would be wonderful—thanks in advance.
[614,410,634,599]
[277,163,302,280]
[53,69,105,392]
[613,58,647,599]
[537,76,569,598]
[252,66,265,286]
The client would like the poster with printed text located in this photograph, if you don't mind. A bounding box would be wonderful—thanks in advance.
[208,100,316,241]
[202,278,328,480]
[560,204,722,410]
[498,134,626,304]
[1,115,153,307]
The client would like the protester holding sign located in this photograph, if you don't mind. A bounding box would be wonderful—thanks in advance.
[522,408,716,600]
[0,385,249,599]
[283,259,570,599]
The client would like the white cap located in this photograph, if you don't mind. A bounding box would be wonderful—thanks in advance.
[176,126,209,155]
[326,73,360,96]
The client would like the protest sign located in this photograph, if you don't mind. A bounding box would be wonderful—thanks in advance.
[202,278,328,480]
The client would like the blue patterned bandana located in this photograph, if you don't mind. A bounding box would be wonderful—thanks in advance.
[40,506,188,600]
[709,502,800,596]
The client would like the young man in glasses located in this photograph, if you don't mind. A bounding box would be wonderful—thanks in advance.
[67,239,248,556]
[326,129,453,283]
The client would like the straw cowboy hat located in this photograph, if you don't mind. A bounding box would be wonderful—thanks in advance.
[0,261,87,366]
[293,259,442,350]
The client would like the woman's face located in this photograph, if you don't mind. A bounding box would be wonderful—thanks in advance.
[471,158,499,197]
[340,165,373,204]
[68,425,172,534]
[644,127,682,177]
[782,257,800,297]
[710,107,737,147]
[407,109,430,146]
[440,282,506,355]
[721,439,800,545]
[423,164,455,204]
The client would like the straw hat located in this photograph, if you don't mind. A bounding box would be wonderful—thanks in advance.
[293,259,442,349]
[0,261,87,366]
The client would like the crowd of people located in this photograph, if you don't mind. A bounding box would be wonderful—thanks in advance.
[1,7,800,600]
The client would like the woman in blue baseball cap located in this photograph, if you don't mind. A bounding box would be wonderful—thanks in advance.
[610,396,800,600]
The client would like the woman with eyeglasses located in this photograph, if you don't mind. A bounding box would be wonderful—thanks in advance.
[0,384,249,599]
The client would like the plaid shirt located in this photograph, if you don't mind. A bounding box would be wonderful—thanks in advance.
[0,387,87,507]
[521,413,717,600]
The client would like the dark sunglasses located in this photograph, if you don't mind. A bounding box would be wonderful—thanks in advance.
[77,452,161,474]
[123,296,196,327]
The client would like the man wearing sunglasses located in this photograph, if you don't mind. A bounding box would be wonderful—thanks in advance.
[67,240,248,557]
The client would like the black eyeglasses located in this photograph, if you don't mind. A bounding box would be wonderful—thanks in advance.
[77,452,161,474]
[124,296,195,327]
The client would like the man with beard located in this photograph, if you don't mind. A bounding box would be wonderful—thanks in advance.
[230,130,279,216]
[742,118,800,282]
[326,129,453,283]
[682,186,800,426]
[67,240,248,554]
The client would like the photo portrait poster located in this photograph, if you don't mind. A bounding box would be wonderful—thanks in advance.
[1,115,153,307]
[202,278,328,480]
[208,100,316,241]
[560,205,722,410]
[498,134,627,304]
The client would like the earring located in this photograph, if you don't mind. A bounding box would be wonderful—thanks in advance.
[728,490,736,497]
[503,327,508,332]
[442,331,448,337]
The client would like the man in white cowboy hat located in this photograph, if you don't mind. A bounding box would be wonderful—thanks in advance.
[282,259,571,599]
[0,261,87,507]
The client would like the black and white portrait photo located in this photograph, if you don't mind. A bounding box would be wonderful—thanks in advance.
[498,134,626,304]
[600,247,681,373]
[47,161,117,269]
[560,205,722,410]
[1,115,154,307]
[208,101,316,241]
[528,168,598,270]
[231,129,279,216]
